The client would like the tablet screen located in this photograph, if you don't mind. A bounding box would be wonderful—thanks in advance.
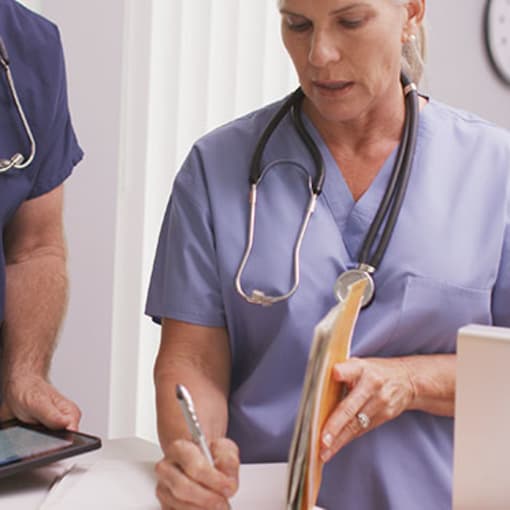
[0,420,101,478]
[0,425,73,466]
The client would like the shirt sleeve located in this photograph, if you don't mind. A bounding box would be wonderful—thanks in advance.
[145,146,225,328]
[27,26,83,199]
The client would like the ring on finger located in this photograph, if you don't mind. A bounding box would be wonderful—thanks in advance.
[356,412,371,429]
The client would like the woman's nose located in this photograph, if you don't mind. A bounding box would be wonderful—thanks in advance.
[308,30,341,67]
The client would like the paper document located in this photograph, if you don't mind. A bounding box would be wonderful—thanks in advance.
[231,463,323,510]
[287,279,366,510]
[39,460,159,510]
[39,459,324,510]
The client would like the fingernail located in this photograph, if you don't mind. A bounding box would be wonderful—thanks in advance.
[322,432,333,448]
[321,449,331,462]
[223,479,236,497]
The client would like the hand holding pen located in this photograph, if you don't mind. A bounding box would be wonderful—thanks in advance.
[154,384,240,510]
[176,384,215,465]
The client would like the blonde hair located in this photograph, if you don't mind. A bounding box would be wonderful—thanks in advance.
[395,0,427,84]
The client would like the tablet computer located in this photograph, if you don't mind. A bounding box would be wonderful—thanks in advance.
[0,419,101,478]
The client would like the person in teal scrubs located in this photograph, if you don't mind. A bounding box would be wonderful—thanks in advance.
[146,1,510,509]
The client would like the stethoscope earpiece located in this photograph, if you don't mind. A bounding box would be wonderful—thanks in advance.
[0,153,24,172]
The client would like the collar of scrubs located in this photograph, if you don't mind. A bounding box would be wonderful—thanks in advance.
[299,113,404,265]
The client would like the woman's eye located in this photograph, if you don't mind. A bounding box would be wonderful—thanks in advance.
[284,16,311,32]
[339,18,364,29]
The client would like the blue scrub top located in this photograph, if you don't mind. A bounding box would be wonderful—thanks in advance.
[146,94,510,509]
[0,0,83,323]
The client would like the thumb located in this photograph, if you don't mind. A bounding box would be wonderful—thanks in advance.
[25,390,71,430]
[24,383,80,430]
[332,359,363,385]
[51,392,82,431]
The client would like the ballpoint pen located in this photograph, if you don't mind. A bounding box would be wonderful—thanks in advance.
[175,384,215,466]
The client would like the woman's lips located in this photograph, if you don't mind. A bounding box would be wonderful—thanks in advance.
[312,80,354,96]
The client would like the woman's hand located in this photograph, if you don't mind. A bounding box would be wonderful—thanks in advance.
[155,437,240,510]
[320,357,416,462]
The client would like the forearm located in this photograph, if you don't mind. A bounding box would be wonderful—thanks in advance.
[155,357,229,455]
[2,248,67,385]
[400,353,456,417]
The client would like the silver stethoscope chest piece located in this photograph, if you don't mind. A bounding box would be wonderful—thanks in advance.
[334,264,375,308]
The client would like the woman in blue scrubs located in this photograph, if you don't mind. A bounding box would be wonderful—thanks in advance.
[0,1,83,430]
[147,1,510,509]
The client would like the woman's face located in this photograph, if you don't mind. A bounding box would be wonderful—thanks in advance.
[280,0,416,124]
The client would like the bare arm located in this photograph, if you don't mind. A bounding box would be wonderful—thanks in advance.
[154,318,238,510]
[0,185,80,429]
[154,318,231,453]
[402,353,455,416]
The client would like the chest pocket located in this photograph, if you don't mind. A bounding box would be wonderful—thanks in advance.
[389,275,491,354]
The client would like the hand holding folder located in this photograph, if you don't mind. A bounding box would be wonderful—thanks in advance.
[286,279,367,510]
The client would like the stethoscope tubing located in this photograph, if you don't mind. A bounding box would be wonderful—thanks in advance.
[0,36,36,172]
[236,73,418,307]
[371,85,418,269]
[358,76,418,269]
[234,182,318,306]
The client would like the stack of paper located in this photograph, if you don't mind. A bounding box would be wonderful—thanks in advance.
[286,280,366,510]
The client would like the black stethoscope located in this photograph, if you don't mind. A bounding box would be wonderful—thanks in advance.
[234,72,419,308]
[0,37,36,172]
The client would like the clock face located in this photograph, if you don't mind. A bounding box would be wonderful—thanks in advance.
[485,0,510,85]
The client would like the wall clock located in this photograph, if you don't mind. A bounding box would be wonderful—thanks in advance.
[484,0,510,86]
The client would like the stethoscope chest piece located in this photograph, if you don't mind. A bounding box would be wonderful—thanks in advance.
[334,264,375,308]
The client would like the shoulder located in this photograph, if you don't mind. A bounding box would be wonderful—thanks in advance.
[422,99,510,155]
[0,0,66,104]
[194,98,286,156]
[0,0,61,58]
[175,97,289,189]
[0,1,70,133]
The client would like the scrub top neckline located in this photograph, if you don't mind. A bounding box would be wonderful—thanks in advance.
[300,111,400,234]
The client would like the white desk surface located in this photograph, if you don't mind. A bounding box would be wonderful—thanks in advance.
[0,437,161,510]
[0,437,318,510]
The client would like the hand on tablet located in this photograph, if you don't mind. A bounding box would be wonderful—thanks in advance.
[0,374,81,430]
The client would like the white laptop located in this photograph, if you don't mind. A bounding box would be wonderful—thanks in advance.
[453,324,510,509]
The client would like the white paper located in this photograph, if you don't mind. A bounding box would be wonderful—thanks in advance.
[39,460,159,510]
[232,463,324,510]
[39,460,324,510]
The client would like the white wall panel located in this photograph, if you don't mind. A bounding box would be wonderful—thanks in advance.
[17,0,41,12]
[109,0,153,439]
[135,0,297,442]
[206,0,239,128]
[40,0,126,436]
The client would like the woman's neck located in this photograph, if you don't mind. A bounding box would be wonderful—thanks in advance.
[303,81,407,157]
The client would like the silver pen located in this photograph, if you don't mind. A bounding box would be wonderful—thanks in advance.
[176,384,214,466]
